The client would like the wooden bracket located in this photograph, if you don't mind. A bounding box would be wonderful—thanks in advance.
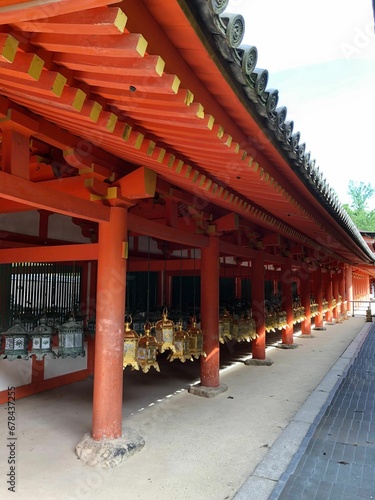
[114,166,156,200]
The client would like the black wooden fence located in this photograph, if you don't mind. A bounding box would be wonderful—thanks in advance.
[0,262,82,331]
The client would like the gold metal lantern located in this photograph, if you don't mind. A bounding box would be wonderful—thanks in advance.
[240,314,258,342]
[219,309,232,343]
[29,316,56,360]
[137,322,160,373]
[123,317,140,370]
[187,317,205,359]
[238,314,249,342]
[169,320,192,362]
[231,316,239,341]
[155,307,175,353]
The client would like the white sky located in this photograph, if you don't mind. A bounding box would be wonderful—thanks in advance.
[227,0,375,208]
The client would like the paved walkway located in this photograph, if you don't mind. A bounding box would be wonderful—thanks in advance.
[272,323,375,499]
[236,320,375,500]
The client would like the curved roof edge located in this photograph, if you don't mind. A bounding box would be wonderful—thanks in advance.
[185,0,375,263]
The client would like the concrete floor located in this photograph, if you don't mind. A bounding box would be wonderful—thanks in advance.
[0,317,367,500]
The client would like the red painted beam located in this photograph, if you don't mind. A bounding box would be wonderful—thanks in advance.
[11,7,127,35]
[128,259,201,272]
[31,32,147,57]
[0,243,99,264]
[0,171,110,222]
[128,213,209,248]
[53,53,164,77]
[219,240,257,260]
[0,0,119,24]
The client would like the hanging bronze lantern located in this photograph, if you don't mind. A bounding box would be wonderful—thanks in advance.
[155,307,175,353]
[169,320,192,362]
[29,316,56,360]
[219,309,232,342]
[238,314,249,342]
[123,316,140,370]
[1,319,29,360]
[137,322,160,373]
[57,315,85,358]
[238,312,258,342]
[231,316,240,341]
[188,317,205,359]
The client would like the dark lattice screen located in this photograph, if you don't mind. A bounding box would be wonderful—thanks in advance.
[0,262,82,331]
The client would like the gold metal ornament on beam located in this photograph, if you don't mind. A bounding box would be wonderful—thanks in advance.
[137,322,160,373]
[123,316,140,371]
[169,320,192,362]
[155,307,175,353]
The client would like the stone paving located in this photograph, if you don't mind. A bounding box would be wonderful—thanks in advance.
[270,324,375,499]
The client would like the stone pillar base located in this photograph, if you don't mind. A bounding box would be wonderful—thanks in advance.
[76,427,144,468]
[314,326,327,331]
[276,343,299,349]
[300,334,316,338]
[188,383,228,398]
[244,357,273,366]
[325,321,336,325]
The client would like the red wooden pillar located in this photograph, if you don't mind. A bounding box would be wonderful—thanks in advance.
[92,207,127,440]
[281,260,293,344]
[300,263,311,334]
[235,276,242,300]
[338,266,345,319]
[251,252,266,359]
[200,236,220,387]
[353,275,362,300]
[325,269,333,323]
[314,266,324,328]
[332,270,339,321]
[346,265,353,316]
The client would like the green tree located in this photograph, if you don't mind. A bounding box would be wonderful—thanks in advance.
[342,181,375,231]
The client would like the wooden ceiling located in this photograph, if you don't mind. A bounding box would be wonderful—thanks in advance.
[0,0,374,273]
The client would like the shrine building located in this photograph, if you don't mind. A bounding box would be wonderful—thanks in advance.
[0,0,374,465]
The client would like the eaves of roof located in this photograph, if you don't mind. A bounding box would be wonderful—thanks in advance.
[0,0,374,267]
[174,0,375,264]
